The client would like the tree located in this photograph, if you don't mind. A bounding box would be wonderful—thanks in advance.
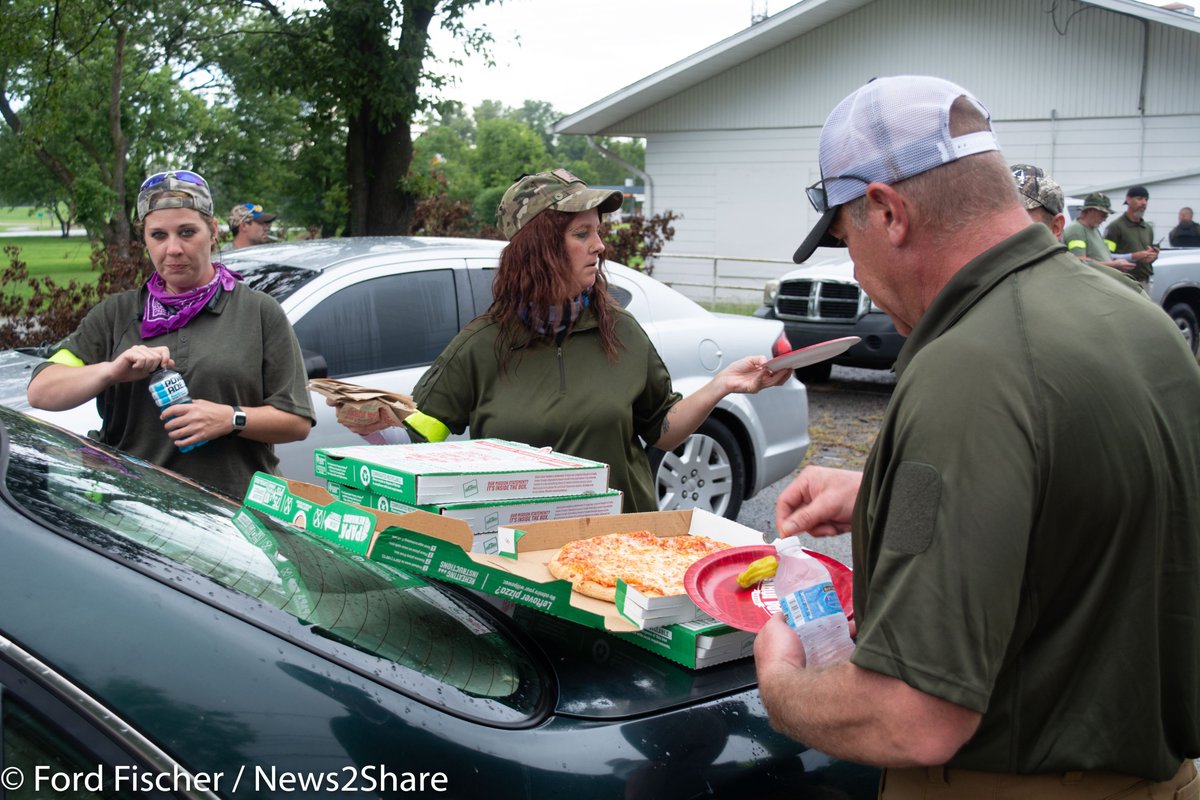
[0,0,237,254]
[238,0,499,237]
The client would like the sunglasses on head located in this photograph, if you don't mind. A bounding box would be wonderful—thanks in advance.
[140,170,208,192]
[805,174,870,214]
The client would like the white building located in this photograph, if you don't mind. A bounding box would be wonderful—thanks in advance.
[555,0,1200,301]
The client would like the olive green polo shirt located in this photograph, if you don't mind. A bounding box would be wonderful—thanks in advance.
[408,306,680,513]
[850,224,1200,779]
[1105,213,1157,283]
[33,283,314,498]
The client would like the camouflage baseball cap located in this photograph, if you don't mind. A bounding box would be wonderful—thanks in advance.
[497,169,623,240]
[229,202,277,228]
[1081,192,1113,214]
[1010,163,1063,215]
[136,170,213,220]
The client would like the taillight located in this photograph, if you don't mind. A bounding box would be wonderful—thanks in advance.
[771,330,792,357]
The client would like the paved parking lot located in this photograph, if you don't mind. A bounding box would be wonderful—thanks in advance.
[737,366,895,565]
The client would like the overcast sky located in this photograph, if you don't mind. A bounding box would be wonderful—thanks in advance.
[426,0,1182,118]
[426,0,758,115]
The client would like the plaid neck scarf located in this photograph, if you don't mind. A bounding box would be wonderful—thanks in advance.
[142,263,241,339]
[519,292,589,336]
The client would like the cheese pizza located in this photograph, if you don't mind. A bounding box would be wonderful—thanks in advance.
[546,530,732,602]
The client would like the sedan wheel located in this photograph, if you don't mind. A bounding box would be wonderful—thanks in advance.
[649,418,746,519]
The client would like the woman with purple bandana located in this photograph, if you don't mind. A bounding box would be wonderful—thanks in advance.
[27,169,314,497]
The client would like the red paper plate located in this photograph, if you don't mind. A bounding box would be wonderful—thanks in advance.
[684,545,854,633]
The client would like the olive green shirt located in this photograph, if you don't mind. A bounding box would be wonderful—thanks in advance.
[33,283,314,498]
[851,225,1200,779]
[1061,219,1111,262]
[1105,213,1156,283]
[408,306,680,513]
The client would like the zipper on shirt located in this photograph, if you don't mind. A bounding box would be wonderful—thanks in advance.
[556,345,566,393]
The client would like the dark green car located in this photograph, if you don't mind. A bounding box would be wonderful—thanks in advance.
[0,406,877,799]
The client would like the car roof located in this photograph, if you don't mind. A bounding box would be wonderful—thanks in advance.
[221,236,507,273]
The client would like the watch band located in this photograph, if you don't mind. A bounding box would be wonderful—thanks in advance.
[231,405,247,434]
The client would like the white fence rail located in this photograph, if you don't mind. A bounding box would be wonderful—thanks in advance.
[646,252,798,306]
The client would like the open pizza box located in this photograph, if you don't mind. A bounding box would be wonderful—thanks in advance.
[324,479,624,554]
[241,472,767,634]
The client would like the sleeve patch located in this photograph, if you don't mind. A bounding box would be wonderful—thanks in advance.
[882,461,941,555]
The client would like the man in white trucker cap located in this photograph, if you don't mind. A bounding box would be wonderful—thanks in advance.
[754,76,1200,799]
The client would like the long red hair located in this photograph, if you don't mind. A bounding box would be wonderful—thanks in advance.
[489,209,621,369]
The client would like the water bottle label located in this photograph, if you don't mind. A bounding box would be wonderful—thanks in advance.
[781,581,855,667]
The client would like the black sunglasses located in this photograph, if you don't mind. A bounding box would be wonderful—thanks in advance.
[805,174,870,214]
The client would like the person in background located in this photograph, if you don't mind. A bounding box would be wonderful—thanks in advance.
[27,170,314,498]
[755,75,1200,799]
[1170,206,1200,247]
[332,168,793,513]
[224,202,277,252]
[1061,192,1137,272]
[1010,162,1065,237]
[1104,185,1158,289]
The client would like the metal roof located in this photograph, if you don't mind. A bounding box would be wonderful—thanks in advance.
[553,0,1200,135]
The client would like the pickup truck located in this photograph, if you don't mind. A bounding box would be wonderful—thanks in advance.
[757,244,1200,381]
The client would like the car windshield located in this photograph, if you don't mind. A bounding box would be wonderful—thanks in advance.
[233,262,319,302]
[0,408,547,725]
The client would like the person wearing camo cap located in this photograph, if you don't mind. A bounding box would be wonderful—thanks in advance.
[224,202,277,252]
[1010,163,1065,238]
[754,75,1200,799]
[27,169,314,497]
[1061,192,1138,274]
[328,168,792,513]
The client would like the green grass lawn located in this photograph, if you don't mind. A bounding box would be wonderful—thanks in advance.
[2,236,99,298]
[0,205,64,233]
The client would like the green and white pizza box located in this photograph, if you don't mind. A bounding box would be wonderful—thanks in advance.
[324,480,624,544]
[242,473,765,634]
[616,616,757,669]
[312,438,610,506]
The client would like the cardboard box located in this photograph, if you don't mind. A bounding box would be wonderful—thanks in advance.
[616,616,757,669]
[312,438,610,506]
[242,473,767,635]
[324,481,624,535]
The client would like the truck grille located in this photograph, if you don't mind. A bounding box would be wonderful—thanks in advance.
[775,279,861,322]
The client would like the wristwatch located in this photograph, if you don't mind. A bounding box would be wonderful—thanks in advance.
[231,405,247,434]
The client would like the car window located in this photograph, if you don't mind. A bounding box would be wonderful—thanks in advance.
[0,410,547,725]
[292,270,459,378]
[1,695,142,799]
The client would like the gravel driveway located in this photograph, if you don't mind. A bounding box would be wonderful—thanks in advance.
[736,365,896,565]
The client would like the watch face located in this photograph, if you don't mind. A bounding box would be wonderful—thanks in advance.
[233,408,247,431]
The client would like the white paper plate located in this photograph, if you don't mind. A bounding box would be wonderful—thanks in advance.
[765,336,862,372]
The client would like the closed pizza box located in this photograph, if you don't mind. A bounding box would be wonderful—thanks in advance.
[242,473,766,635]
[325,480,624,545]
[616,616,757,669]
[312,438,610,506]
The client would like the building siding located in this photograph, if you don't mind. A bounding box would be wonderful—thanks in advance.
[592,0,1200,302]
[606,0,1200,136]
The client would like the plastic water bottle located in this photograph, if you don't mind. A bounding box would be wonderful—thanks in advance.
[147,367,207,452]
[773,537,854,666]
